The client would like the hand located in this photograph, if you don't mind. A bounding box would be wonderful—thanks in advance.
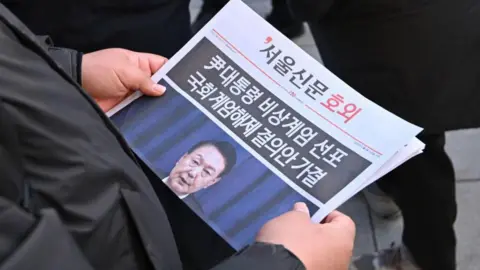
[81,48,167,112]
[256,203,355,270]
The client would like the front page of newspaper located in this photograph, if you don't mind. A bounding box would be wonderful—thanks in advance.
[108,0,422,249]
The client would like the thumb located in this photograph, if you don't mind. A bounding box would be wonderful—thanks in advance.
[293,202,310,216]
[119,66,166,96]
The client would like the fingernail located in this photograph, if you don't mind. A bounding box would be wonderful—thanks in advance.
[153,84,166,94]
[293,202,310,215]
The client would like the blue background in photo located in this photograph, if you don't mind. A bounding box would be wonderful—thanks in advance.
[111,81,319,249]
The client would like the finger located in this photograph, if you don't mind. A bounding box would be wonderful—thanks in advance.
[324,211,356,235]
[139,52,168,74]
[119,66,166,96]
[319,210,345,224]
[323,210,344,223]
[293,202,310,216]
[324,211,353,225]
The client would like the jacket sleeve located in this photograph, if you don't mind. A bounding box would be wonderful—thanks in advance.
[0,111,93,269]
[0,199,95,270]
[210,243,306,270]
[36,35,82,85]
[287,0,336,22]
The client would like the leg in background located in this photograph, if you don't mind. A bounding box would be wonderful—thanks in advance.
[377,133,457,270]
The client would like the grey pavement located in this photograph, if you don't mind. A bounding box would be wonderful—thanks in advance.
[190,0,480,268]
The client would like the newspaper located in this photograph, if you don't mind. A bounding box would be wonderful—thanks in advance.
[107,0,424,250]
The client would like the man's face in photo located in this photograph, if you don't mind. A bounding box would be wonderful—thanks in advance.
[167,144,226,196]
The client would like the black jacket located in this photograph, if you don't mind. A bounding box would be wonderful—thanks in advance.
[0,4,304,270]
[3,0,192,57]
[289,0,480,132]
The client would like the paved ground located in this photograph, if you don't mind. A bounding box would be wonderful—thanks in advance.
[190,0,480,268]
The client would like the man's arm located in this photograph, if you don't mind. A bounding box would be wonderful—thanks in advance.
[36,35,82,84]
[0,115,94,269]
[210,205,356,270]
[47,46,82,84]
[0,201,95,270]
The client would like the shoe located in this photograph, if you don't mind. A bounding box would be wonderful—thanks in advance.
[265,10,305,39]
[350,244,421,270]
[363,184,401,220]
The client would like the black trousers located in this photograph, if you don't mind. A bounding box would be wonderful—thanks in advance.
[377,133,457,270]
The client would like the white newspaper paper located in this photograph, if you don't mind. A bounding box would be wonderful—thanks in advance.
[108,0,424,248]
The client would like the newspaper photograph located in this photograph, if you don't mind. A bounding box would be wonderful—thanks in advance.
[108,0,424,250]
[112,80,319,249]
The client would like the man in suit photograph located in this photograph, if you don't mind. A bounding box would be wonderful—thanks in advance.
[162,140,237,214]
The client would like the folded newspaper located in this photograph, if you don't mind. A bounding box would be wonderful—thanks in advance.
[107,0,425,250]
